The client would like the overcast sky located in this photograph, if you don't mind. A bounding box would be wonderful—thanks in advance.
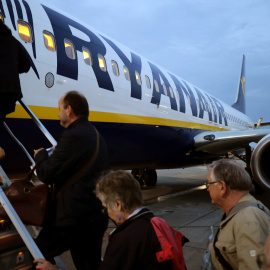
[44,0,270,123]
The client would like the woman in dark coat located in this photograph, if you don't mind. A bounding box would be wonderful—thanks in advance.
[95,170,175,270]
[0,19,31,130]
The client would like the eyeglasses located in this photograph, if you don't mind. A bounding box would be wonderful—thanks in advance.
[205,181,220,189]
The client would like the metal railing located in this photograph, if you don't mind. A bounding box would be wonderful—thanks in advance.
[0,99,66,269]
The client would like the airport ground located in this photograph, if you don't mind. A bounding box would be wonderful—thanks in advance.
[57,162,270,270]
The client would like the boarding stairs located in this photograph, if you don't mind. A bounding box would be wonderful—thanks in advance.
[0,99,66,269]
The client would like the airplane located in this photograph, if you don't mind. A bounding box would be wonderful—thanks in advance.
[1,0,270,190]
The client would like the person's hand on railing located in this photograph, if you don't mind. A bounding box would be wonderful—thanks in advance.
[34,148,44,158]
[34,258,58,270]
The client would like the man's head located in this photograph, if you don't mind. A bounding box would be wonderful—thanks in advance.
[58,91,89,128]
[206,159,253,212]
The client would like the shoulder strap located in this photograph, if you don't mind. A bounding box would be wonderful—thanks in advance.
[56,128,100,199]
[227,201,270,219]
[213,219,234,270]
[23,165,36,182]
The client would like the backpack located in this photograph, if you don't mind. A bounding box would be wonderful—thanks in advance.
[150,216,188,270]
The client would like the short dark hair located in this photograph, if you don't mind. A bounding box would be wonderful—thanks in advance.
[63,91,89,118]
[96,170,144,213]
[209,159,253,191]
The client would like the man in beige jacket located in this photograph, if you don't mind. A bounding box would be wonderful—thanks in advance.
[206,159,270,270]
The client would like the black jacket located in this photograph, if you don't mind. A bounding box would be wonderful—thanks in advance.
[35,118,110,227]
[99,208,172,270]
[0,21,30,113]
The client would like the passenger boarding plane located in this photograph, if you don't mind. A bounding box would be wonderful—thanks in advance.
[1,0,270,189]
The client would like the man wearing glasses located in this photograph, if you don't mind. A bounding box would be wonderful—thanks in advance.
[206,159,270,270]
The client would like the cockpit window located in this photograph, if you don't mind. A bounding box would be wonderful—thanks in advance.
[18,20,32,43]
[43,31,56,52]
[64,39,76,59]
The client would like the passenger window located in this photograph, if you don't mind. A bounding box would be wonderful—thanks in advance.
[64,39,75,59]
[82,47,92,66]
[162,84,168,96]
[169,87,174,98]
[0,13,4,23]
[135,71,141,85]
[111,60,119,76]
[145,75,151,89]
[18,20,32,43]
[43,31,56,52]
[123,65,130,81]
[154,80,160,93]
[98,54,107,72]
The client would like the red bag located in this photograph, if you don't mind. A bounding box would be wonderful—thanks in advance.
[151,216,188,270]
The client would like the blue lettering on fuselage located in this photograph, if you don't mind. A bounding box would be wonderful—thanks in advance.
[42,5,114,92]
[204,93,218,123]
[211,97,228,125]
[5,0,16,30]
[194,87,212,121]
[1,0,230,127]
[22,0,36,58]
[169,73,197,116]
[101,36,142,99]
[148,63,177,111]
[181,81,198,117]
[14,0,23,20]
[169,73,186,114]
[0,0,6,17]
[41,3,228,126]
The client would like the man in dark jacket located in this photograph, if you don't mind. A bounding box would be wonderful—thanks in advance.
[34,91,109,270]
[0,19,31,130]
